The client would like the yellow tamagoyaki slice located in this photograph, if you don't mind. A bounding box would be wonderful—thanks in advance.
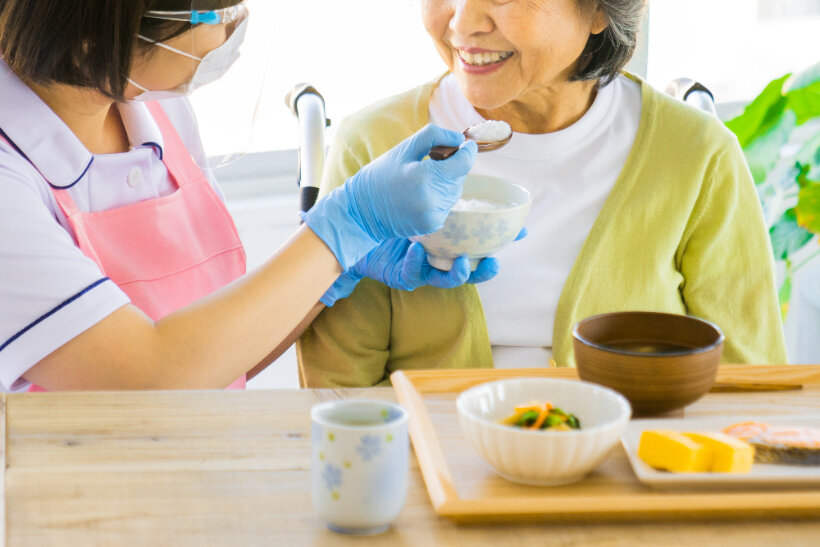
[682,432,754,473]
[637,430,710,472]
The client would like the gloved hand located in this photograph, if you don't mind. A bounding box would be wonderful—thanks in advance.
[302,125,477,270]
[320,239,502,307]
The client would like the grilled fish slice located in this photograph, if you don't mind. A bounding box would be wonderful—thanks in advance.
[723,422,820,466]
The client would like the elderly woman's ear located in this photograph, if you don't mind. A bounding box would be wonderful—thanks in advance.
[590,7,609,35]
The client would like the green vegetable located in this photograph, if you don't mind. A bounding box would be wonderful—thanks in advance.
[516,410,539,427]
[544,414,565,428]
[567,415,581,429]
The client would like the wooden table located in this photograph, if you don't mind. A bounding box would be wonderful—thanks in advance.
[3,367,820,546]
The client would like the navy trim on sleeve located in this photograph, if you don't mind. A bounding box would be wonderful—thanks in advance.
[0,278,112,353]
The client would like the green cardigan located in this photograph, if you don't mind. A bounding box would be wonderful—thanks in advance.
[297,74,788,388]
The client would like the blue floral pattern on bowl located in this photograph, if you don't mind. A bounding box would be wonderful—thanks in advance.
[412,174,532,271]
[442,222,469,245]
[495,218,510,237]
[471,219,496,245]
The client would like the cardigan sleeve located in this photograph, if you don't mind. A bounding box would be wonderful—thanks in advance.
[677,136,788,364]
[297,277,394,387]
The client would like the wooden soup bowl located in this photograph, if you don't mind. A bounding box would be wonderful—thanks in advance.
[572,311,724,416]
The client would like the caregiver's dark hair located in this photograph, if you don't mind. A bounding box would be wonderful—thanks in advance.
[0,0,241,100]
[572,0,645,86]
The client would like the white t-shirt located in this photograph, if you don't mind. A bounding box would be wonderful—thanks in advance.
[0,58,224,392]
[429,73,642,368]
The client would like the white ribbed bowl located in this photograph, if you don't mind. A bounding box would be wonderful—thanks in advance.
[456,378,631,486]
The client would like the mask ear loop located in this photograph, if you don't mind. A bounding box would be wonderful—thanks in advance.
[137,35,204,62]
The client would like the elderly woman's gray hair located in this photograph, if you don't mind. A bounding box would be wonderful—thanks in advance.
[572,0,645,86]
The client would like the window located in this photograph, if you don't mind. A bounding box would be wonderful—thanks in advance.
[192,0,443,156]
[645,0,820,108]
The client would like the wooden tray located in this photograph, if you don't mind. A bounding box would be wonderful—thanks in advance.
[390,366,820,523]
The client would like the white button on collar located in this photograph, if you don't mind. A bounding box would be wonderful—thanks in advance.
[127,166,143,188]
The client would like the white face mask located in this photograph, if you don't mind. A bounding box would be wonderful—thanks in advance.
[128,13,248,102]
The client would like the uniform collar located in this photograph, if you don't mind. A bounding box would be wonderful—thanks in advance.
[117,102,165,161]
[0,58,164,189]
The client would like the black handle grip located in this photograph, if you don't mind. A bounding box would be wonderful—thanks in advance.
[300,186,320,214]
[429,145,459,161]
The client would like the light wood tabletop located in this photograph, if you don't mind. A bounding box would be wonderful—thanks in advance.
[3,367,820,546]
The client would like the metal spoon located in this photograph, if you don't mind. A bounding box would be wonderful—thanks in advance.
[429,121,512,161]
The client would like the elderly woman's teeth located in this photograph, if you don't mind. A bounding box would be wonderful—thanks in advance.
[459,51,513,66]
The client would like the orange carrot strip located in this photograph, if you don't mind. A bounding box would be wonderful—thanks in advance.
[514,404,542,414]
[530,404,550,430]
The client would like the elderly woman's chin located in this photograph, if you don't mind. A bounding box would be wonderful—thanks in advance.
[453,76,514,112]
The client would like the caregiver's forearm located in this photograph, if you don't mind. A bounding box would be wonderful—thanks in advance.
[24,225,342,390]
[153,225,341,389]
[245,302,325,381]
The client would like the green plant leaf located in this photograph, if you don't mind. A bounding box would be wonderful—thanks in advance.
[779,270,792,321]
[770,208,814,260]
[726,74,790,148]
[796,162,813,189]
[783,61,820,93]
[793,129,820,166]
[743,109,797,184]
[787,81,820,125]
[796,180,820,232]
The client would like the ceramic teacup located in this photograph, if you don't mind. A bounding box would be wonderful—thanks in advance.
[311,400,409,535]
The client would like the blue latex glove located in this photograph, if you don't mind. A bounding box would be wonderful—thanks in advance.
[321,227,528,306]
[302,125,477,270]
[320,239,502,307]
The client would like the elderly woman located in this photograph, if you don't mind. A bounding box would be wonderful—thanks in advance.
[297,0,787,387]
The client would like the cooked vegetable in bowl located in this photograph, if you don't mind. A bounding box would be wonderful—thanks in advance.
[501,402,581,431]
[456,378,631,486]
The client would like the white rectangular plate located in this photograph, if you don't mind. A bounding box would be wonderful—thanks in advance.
[622,416,820,490]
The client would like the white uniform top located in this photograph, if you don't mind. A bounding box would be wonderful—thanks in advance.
[429,73,642,369]
[0,58,224,392]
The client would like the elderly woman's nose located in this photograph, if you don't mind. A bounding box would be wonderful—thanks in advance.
[449,0,495,36]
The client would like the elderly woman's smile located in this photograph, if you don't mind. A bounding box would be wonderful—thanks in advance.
[457,48,515,72]
[424,0,608,132]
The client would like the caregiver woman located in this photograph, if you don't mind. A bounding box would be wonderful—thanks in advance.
[299,0,788,387]
[0,0,486,392]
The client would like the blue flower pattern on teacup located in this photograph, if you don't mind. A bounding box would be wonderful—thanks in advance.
[322,463,343,491]
[471,220,495,245]
[442,223,469,245]
[382,407,402,423]
[312,422,323,444]
[356,434,382,462]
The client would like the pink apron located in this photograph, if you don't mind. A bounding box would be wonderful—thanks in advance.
[29,102,247,391]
